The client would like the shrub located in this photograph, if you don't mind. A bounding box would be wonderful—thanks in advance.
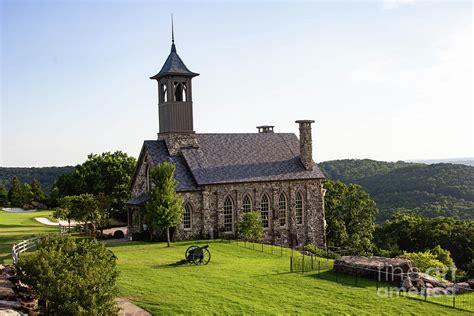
[402,250,447,277]
[16,234,118,315]
[304,243,337,259]
[113,230,125,239]
[238,211,264,241]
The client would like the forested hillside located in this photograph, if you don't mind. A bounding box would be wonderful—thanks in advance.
[319,159,474,222]
[0,166,74,192]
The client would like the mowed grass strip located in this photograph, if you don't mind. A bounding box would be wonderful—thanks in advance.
[0,209,57,263]
[109,241,469,315]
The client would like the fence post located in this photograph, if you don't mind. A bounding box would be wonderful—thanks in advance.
[302,254,305,274]
[280,245,283,257]
[271,243,273,255]
[290,256,293,273]
[424,287,427,301]
[311,256,314,271]
[453,292,455,309]
[318,260,321,277]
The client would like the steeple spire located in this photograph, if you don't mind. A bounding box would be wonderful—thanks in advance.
[171,14,176,53]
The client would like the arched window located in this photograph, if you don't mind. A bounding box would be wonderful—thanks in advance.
[223,196,233,232]
[145,164,151,192]
[296,191,303,225]
[160,83,168,103]
[278,193,287,227]
[174,82,187,102]
[183,203,192,229]
[260,194,270,228]
[242,194,252,213]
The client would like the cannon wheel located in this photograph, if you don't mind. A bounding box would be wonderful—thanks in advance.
[192,248,211,265]
[185,246,199,259]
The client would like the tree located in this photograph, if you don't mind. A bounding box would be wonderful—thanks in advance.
[16,234,118,315]
[30,178,47,203]
[8,177,24,207]
[145,162,184,246]
[22,183,34,205]
[238,211,264,241]
[58,194,101,235]
[52,151,136,220]
[323,179,378,255]
[0,183,8,206]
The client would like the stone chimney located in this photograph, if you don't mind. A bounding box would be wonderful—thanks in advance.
[295,120,315,170]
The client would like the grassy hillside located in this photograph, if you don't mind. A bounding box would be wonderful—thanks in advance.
[319,159,474,221]
[0,166,74,192]
[109,240,471,315]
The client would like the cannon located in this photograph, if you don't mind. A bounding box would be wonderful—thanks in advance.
[184,245,211,265]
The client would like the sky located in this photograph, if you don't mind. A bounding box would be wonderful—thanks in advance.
[1,0,472,167]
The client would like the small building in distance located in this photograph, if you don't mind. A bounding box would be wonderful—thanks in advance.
[126,35,326,248]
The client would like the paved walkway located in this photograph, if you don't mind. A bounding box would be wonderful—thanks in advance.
[116,298,152,316]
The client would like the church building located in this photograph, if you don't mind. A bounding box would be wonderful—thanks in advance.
[126,34,327,248]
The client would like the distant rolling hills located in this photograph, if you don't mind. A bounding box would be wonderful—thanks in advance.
[0,166,74,192]
[1,159,473,223]
[318,159,474,222]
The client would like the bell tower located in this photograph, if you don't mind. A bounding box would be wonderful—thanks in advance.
[150,18,199,154]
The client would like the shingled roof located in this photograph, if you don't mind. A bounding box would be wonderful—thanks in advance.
[133,133,324,194]
[181,133,325,185]
[150,43,199,80]
[143,140,199,191]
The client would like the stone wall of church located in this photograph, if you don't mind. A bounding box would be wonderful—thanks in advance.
[131,151,151,198]
[170,179,326,248]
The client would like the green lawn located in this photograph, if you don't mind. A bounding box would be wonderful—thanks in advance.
[0,209,57,263]
[0,210,471,315]
[109,241,471,315]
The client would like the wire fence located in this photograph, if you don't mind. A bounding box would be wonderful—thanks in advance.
[225,239,304,257]
[291,256,474,313]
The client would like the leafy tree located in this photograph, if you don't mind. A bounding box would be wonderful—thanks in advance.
[375,211,474,272]
[22,183,34,205]
[323,179,378,255]
[52,151,136,220]
[145,162,184,246]
[58,194,101,235]
[16,234,118,315]
[238,211,264,241]
[8,176,24,207]
[0,183,8,206]
[431,245,454,267]
[30,178,47,203]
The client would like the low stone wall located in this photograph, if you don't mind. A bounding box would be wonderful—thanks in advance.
[0,264,37,315]
[334,256,415,283]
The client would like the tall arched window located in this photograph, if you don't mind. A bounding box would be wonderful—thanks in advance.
[223,196,234,232]
[183,203,192,229]
[278,193,287,227]
[145,164,151,192]
[174,82,187,102]
[242,194,252,213]
[260,194,270,228]
[296,192,303,225]
[160,83,168,103]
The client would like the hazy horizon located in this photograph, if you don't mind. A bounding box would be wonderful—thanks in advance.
[1,0,472,167]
